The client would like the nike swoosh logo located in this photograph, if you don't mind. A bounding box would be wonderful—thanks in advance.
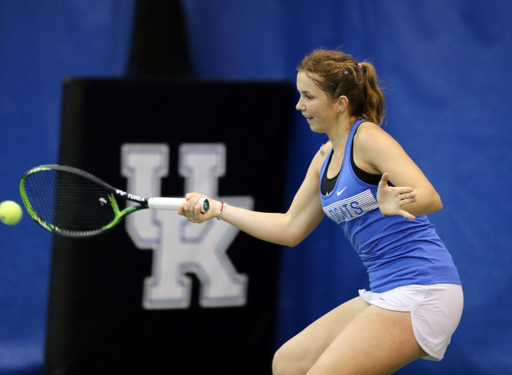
[337,186,348,196]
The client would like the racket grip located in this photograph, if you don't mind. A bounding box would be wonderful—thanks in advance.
[147,197,209,213]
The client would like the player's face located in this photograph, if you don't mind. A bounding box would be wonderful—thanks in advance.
[296,72,338,133]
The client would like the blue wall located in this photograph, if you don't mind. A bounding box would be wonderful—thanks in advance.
[0,1,135,372]
[1,1,511,373]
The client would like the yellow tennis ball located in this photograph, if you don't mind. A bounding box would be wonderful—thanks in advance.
[0,200,23,225]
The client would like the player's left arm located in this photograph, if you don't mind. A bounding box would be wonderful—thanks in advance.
[354,122,443,218]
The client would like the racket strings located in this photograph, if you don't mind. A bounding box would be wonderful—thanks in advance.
[23,169,116,232]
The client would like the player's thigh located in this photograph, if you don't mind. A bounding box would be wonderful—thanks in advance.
[273,296,370,375]
[307,305,427,375]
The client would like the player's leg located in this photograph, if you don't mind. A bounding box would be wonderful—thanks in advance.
[306,305,427,375]
[272,296,371,375]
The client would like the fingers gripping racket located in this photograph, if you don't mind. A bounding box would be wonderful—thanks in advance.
[19,165,209,238]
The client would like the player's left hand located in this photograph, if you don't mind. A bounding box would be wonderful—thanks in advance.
[377,172,417,220]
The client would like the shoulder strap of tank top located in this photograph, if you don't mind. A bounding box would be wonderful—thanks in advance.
[343,119,366,167]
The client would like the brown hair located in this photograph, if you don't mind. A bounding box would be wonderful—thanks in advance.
[298,49,386,126]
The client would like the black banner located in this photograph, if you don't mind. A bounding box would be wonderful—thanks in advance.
[44,79,294,375]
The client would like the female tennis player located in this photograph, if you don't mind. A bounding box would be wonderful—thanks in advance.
[179,49,463,375]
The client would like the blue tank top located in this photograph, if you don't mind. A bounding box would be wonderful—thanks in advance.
[320,119,461,293]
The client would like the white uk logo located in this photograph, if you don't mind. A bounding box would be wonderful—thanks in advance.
[121,143,253,309]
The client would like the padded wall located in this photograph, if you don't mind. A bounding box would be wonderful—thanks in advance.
[44,78,294,375]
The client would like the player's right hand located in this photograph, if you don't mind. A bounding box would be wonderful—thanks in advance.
[179,193,218,223]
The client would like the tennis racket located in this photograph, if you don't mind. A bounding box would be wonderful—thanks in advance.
[19,164,209,238]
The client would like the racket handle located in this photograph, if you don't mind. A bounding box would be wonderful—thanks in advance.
[147,197,209,213]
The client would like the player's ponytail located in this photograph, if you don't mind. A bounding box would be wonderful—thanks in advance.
[358,61,386,125]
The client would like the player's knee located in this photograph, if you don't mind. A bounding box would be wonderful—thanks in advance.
[272,346,289,375]
[272,343,307,375]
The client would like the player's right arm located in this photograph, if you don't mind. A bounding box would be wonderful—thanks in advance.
[180,148,327,247]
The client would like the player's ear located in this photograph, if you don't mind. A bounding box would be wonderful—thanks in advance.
[336,95,348,113]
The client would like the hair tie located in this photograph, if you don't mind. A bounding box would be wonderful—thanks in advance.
[357,63,363,70]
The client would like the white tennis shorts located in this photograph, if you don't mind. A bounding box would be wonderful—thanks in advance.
[359,283,463,361]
